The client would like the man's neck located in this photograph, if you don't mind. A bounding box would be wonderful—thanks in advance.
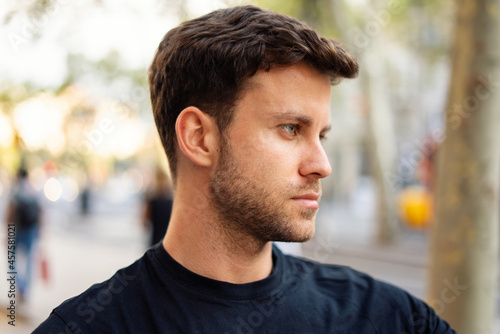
[162,201,274,284]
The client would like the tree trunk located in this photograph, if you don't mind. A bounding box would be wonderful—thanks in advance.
[361,48,399,244]
[329,0,400,244]
[427,1,500,332]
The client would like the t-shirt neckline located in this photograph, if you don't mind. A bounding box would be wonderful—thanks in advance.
[153,242,284,300]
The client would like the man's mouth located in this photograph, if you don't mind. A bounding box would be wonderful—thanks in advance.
[291,193,320,209]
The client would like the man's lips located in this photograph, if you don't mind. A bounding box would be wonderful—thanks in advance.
[291,193,320,209]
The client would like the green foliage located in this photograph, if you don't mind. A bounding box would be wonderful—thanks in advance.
[253,0,302,18]
[253,0,341,37]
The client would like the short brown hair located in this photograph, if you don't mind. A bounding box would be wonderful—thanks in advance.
[149,5,358,179]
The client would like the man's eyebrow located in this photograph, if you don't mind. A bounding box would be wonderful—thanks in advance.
[270,111,313,125]
[270,111,331,132]
[322,124,332,133]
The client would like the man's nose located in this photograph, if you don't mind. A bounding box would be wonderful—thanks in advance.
[298,140,332,179]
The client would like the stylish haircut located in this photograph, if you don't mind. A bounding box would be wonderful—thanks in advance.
[149,5,358,179]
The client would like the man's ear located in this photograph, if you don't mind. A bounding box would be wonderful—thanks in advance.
[175,106,219,168]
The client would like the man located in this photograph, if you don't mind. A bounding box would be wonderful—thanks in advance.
[142,167,173,246]
[35,5,455,333]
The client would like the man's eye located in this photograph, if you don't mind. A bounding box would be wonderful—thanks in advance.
[282,124,299,136]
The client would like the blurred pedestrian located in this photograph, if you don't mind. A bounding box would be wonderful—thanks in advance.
[79,186,91,216]
[142,168,173,246]
[5,168,41,302]
[417,135,439,193]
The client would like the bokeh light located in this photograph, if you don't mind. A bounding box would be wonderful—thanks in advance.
[61,177,80,202]
[42,160,59,178]
[12,93,67,154]
[44,177,62,202]
[88,160,109,185]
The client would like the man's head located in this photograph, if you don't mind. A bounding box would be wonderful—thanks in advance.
[149,5,358,181]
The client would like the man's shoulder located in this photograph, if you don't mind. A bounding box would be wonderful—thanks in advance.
[285,253,375,282]
[281,253,455,333]
[34,247,156,333]
[284,253,418,303]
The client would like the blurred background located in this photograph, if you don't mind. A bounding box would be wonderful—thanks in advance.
[0,0,498,333]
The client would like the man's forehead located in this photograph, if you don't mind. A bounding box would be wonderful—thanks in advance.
[232,63,332,124]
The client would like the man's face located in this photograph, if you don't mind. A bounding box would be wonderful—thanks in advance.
[209,63,332,244]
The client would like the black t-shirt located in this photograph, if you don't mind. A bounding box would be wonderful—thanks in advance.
[34,244,455,333]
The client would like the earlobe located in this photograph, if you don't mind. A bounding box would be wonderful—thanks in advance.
[175,107,219,168]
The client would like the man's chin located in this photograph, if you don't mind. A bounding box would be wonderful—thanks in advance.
[273,222,316,243]
[272,235,313,243]
[300,208,318,220]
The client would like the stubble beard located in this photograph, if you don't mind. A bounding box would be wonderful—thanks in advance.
[209,138,320,245]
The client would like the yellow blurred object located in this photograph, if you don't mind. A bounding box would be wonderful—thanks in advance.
[398,186,433,229]
[0,140,21,174]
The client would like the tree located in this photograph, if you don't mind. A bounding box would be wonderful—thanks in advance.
[427,0,500,332]
[328,0,401,244]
